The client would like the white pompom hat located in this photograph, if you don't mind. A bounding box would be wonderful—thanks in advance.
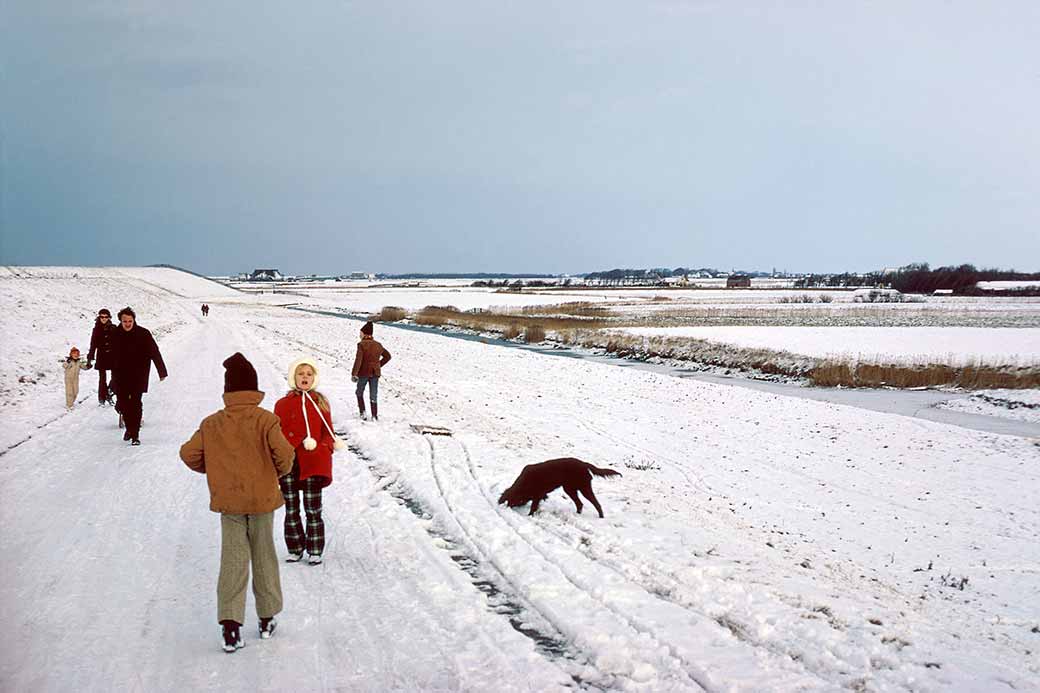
[287,357,320,391]
[287,357,345,453]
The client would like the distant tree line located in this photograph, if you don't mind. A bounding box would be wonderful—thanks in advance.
[383,272,557,280]
[471,278,570,288]
[795,263,1040,295]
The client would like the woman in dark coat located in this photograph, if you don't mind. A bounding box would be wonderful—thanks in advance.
[87,308,118,405]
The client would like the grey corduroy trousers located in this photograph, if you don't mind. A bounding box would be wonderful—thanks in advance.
[217,512,283,624]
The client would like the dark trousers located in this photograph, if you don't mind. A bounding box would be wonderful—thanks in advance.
[278,464,326,556]
[96,369,111,403]
[119,391,144,438]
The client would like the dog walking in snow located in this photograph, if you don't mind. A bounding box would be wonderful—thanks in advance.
[498,458,621,518]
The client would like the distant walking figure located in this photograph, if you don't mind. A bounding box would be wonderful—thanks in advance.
[111,307,167,446]
[87,308,117,405]
[351,321,391,420]
[179,352,296,652]
[201,304,210,317]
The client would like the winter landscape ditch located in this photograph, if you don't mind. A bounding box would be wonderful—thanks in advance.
[288,306,1040,438]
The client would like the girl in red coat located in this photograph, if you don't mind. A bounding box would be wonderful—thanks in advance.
[274,357,344,564]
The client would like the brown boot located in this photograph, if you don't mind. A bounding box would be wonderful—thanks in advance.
[371,402,378,421]
[357,395,366,418]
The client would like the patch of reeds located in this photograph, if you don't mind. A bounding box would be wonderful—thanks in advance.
[810,361,1040,389]
[515,301,617,318]
[412,305,614,334]
[502,324,522,340]
[524,325,546,343]
[377,306,407,322]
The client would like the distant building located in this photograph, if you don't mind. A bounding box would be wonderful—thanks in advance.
[347,271,375,280]
[932,288,954,295]
[249,269,283,281]
[726,275,751,288]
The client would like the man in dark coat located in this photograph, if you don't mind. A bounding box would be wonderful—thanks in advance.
[111,307,168,446]
[87,308,119,405]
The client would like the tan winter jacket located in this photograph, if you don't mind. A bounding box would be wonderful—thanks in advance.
[179,391,295,514]
[63,357,88,386]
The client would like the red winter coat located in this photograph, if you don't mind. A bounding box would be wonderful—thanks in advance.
[274,391,334,486]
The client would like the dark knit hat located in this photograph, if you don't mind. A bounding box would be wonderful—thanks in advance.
[223,352,258,393]
[361,321,374,335]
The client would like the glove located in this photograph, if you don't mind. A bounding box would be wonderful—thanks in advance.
[86,360,93,369]
[351,376,358,383]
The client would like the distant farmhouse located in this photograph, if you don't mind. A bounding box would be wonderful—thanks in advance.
[248,269,283,281]
[346,271,376,280]
[726,274,751,288]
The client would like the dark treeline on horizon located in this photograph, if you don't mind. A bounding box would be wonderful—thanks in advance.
[796,263,1040,295]
[380,272,559,279]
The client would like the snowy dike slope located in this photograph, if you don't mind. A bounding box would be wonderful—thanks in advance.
[1,267,1038,692]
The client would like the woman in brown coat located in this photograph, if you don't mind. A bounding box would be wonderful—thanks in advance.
[351,321,391,420]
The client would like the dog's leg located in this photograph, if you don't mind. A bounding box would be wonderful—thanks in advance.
[579,483,605,518]
[529,497,541,515]
[563,485,583,514]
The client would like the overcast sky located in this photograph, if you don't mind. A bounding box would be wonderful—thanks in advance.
[1,1,1037,276]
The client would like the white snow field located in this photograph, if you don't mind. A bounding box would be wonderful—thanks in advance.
[1,267,1038,692]
[616,326,1040,367]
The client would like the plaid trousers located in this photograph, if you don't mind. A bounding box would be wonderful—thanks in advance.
[279,465,326,556]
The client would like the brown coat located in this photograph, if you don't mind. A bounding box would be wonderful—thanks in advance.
[351,336,391,378]
[179,391,295,514]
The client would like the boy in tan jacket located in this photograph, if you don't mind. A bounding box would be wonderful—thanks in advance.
[179,352,296,653]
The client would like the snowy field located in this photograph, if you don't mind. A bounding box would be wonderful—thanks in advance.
[1,267,1039,692]
[937,389,1040,425]
[615,326,1040,367]
[289,287,617,313]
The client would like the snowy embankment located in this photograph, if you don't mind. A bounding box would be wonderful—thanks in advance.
[2,267,1038,692]
[0,266,242,452]
[615,326,1040,368]
[937,389,1040,425]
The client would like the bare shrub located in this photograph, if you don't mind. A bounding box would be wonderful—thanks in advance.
[378,306,407,322]
[524,325,546,343]
[816,294,834,303]
[502,324,521,340]
[778,294,815,304]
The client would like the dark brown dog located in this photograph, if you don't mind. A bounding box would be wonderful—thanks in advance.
[498,458,621,518]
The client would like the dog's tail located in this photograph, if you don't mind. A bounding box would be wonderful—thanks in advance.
[587,464,622,479]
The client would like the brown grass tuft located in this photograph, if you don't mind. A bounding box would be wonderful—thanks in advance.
[524,325,546,343]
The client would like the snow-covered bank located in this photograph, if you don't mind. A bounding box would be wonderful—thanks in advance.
[1,267,1038,692]
[615,326,1040,366]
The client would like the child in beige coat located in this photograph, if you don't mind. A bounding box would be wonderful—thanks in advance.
[63,347,90,408]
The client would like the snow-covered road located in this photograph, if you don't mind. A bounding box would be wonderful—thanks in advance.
[1,267,1038,692]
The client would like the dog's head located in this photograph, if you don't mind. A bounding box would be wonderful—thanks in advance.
[498,486,523,507]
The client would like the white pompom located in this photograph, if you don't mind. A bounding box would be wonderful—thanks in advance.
[303,437,317,451]
[333,438,346,451]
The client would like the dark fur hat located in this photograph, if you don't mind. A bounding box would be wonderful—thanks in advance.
[361,321,374,335]
[223,352,258,393]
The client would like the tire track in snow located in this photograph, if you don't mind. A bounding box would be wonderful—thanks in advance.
[425,435,711,692]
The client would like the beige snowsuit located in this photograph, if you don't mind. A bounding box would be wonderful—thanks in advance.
[63,357,88,408]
